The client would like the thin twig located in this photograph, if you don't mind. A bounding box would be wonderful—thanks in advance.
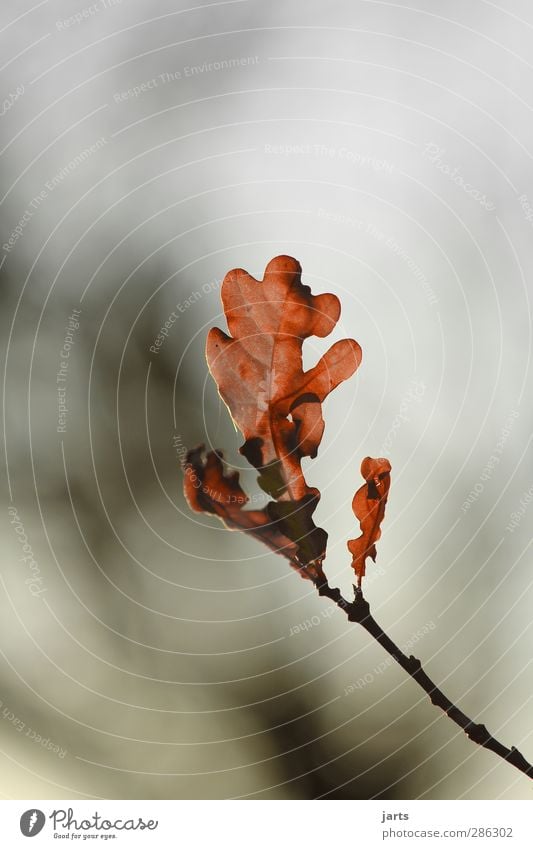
[314,580,533,780]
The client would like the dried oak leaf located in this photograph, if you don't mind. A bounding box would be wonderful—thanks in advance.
[205,255,362,574]
[348,456,391,586]
[183,446,326,581]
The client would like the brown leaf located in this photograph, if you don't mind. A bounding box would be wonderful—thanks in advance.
[347,457,391,587]
[205,255,361,572]
[183,446,326,582]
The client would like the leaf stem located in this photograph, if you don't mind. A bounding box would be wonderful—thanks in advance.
[314,580,533,780]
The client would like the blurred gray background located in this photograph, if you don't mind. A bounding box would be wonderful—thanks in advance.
[1,0,532,800]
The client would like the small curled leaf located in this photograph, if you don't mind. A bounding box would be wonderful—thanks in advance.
[347,456,391,587]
